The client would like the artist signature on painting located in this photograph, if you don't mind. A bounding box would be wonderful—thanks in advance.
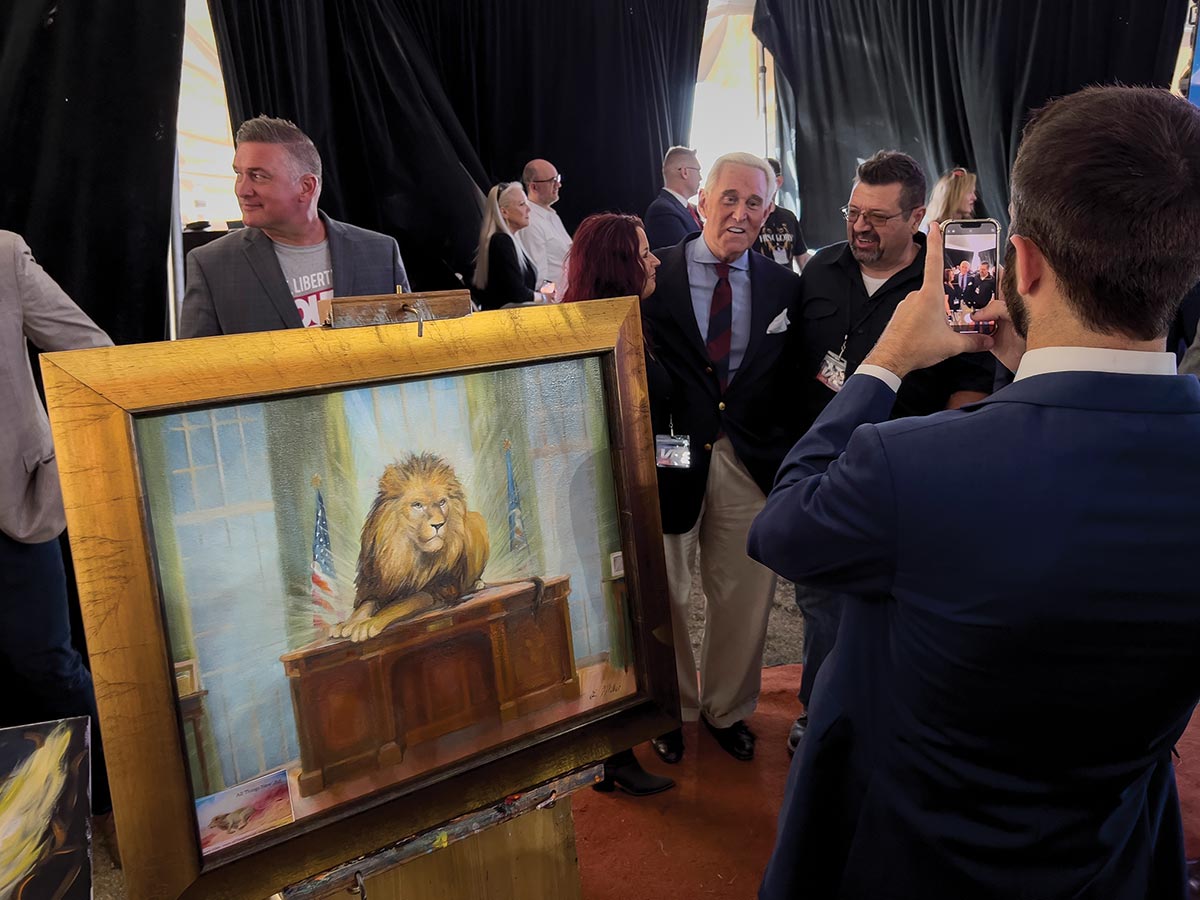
[587,681,624,701]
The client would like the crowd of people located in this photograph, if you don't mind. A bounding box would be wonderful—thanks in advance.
[7,83,1200,897]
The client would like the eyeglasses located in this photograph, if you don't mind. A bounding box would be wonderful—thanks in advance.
[679,166,702,175]
[841,206,910,228]
[530,174,563,185]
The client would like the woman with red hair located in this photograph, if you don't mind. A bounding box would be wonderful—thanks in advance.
[562,214,673,797]
[561,213,660,304]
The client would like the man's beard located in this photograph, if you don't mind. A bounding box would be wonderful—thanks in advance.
[848,226,883,264]
[1001,243,1029,339]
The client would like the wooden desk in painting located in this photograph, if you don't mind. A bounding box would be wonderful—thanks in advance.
[281,577,579,797]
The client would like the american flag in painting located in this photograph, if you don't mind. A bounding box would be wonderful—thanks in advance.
[311,487,339,630]
[504,439,529,553]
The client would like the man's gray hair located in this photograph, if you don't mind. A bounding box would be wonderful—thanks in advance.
[704,152,777,202]
[235,115,322,182]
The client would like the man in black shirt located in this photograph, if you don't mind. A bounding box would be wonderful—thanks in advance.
[971,261,996,308]
[786,151,994,753]
[755,157,811,272]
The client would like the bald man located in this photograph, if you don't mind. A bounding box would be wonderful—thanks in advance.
[522,158,572,287]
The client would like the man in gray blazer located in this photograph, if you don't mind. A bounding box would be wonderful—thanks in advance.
[180,116,410,338]
[0,230,113,813]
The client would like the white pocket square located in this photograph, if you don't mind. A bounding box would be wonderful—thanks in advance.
[766,309,791,334]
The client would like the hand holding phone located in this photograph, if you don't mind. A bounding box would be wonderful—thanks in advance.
[941,219,1000,335]
[860,222,995,379]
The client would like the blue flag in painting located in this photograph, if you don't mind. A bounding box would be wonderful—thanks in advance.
[311,487,339,629]
[504,440,529,553]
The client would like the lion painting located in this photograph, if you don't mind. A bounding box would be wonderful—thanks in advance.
[330,453,490,643]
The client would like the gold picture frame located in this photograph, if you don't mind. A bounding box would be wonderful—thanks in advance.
[42,298,678,899]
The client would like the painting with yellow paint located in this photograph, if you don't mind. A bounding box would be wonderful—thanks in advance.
[0,717,91,900]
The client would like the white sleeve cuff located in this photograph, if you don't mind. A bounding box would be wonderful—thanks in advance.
[854,364,902,393]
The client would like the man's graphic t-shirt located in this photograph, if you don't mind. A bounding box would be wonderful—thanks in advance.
[754,207,807,267]
[274,240,334,327]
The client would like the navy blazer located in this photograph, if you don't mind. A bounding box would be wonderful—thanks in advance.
[644,189,700,252]
[180,212,410,337]
[749,370,1200,900]
[642,235,802,533]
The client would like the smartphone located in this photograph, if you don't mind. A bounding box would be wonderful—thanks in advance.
[941,219,1001,335]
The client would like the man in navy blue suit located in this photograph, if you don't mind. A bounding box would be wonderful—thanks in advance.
[644,146,703,251]
[642,152,801,765]
[751,85,1200,899]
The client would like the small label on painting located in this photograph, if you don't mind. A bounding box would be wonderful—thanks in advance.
[196,768,294,854]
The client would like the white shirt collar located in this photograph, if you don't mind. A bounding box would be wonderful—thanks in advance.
[1014,346,1177,381]
[664,188,692,208]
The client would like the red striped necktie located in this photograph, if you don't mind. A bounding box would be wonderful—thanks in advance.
[688,203,703,228]
[707,262,732,391]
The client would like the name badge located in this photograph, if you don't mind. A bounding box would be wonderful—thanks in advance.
[655,434,692,469]
[816,350,848,393]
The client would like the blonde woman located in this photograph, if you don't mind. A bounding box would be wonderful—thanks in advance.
[922,166,977,228]
[471,182,555,310]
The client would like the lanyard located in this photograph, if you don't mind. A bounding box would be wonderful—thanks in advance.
[838,282,893,357]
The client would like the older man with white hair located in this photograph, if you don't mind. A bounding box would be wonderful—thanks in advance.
[640,152,803,764]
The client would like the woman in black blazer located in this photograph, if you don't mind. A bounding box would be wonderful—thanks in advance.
[471,183,555,309]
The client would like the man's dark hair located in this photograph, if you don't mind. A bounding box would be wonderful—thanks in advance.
[855,151,926,215]
[235,115,322,181]
[765,156,782,178]
[1011,86,1200,340]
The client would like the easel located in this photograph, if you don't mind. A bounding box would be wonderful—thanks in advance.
[271,765,599,900]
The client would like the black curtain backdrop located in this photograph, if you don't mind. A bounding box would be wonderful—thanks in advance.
[392,0,707,232]
[0,1,185,344]
[209,0,491,289]
[209,0,706,287]
[755,0,1189,248]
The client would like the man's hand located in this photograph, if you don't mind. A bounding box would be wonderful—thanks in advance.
[862,222,993,379]
[969,275,1026,374]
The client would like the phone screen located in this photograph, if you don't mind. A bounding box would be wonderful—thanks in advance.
[942,219,1000,334]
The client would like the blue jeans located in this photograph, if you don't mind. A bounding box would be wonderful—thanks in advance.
[794,584,847,709]
[0,531,110,813]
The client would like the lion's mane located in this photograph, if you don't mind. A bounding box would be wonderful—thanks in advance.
[354,453,490,611]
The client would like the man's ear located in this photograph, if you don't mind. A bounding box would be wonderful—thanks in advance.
[909,205,927,232]
[1011,234,1046,296]
[697,188,709,221]
[299,173,320,203]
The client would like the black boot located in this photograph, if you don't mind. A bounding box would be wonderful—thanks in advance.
[593,748,675,797]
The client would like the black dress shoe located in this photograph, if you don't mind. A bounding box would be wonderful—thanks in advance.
[1187,857,1200,900]
[787,715,808,756]
[703,717,755,761]
[650,728,684,764]
[593,751,676,797]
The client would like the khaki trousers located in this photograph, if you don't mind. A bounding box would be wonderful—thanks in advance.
[662,437,777,728]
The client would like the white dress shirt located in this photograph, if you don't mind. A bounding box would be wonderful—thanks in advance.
[524,203,572,287]
[859,345,1177,395]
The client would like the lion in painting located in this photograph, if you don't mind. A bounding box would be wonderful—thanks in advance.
[330,453,490,643]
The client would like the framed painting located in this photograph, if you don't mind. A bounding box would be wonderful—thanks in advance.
[41,298,678,899]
